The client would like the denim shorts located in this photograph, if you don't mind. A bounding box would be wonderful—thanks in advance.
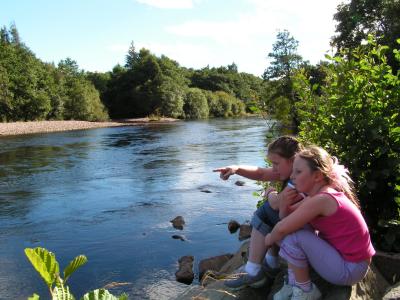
[250,200,280,236]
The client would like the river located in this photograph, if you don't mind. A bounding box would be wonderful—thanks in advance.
[0,118,274,299]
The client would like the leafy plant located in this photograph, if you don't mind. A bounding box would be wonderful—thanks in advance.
[293,36,400,251]
[25,247,128,300]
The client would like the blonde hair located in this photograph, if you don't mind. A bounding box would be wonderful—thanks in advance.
[298,146,360,209]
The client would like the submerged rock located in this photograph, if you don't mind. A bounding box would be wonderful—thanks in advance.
[172,234,186,241]
[228,220,241,233]
[171,216,185,230]
[235,180,245,186]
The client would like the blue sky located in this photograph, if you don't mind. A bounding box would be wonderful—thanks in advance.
[1,0,345,77]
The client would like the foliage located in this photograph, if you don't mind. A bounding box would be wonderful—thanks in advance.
[1,25,262,121]
[25,247,127,300]
[332,0,400,71]
[183,88,209,119]
[0,25,109,122]
[294,36,400,251]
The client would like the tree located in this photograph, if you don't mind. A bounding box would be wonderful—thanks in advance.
[263,30,303,129]
[9,23,21,45]
[263,30,303,80]
[183,88,209,119]
[125,41,139,69]
[332,0,400,71]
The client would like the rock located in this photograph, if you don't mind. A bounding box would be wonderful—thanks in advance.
[350,262,390,300]
[171,216,185,230]
[198,254,234,281]
[200,189,212,193]
[383,281,400,300]
[235,180,245,186]
[228,220,240,233]
[175,256,194,285]
[172,234,186,241]
[175,241,395,300]
[238,224,252,241]
[373,250,400,284]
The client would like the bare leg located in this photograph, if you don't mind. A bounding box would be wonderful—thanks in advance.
[248,228,268,263]
[288,263,310,283]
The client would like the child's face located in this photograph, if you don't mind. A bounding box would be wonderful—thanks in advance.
[267,152,294,181]
[290,156,316,193]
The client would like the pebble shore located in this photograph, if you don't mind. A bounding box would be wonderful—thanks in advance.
[0,118,177,137]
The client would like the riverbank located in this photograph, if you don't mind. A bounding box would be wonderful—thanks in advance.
[0,118,178,137]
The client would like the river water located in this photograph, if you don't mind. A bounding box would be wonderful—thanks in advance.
[0,118,273,299]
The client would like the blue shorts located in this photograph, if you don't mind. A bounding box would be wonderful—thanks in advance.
[250,200,280,236]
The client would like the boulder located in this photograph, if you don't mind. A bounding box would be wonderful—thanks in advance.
[175,255,194,285]
[382,281,400,300]
[373,251,400,284]
[199,254,234,281]
[175,241,394,300]
[238,224,252,241]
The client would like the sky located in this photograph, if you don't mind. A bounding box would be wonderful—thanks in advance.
[1,0,346,77]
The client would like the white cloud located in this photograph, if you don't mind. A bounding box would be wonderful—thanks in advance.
[108,0,343,75]
[163,0,343,74]
[135,0,195,9]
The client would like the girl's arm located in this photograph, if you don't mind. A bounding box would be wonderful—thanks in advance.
[213,165,280,181]
[278,187,303,219]
[265,194,333,247]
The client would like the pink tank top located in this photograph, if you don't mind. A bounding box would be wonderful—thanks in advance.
[310,191,375,262]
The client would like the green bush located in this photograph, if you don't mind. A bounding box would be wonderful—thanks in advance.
[183,87,209,119]
[294,36,400,251]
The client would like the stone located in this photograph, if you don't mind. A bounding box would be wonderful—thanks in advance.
[238,224,252,241]
[171,216,185,230]
[228,220,240,233]
[175,241,396,300]
[175,255,194,285]
[235,180,245,186]
[383,281,400,300]
[373,251,400,284]
[198,254,234,281]
[172,235,186,241]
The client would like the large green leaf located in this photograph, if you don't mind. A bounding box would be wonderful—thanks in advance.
[28,293,40,300]
[63,255,87,283]
[80,289,120,300]
[25,247,60,288]
[52,285,75,300]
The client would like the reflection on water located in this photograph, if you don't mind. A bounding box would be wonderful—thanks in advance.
[0,118,273,299]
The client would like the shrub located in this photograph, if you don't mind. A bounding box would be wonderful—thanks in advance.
[294,36,400,251]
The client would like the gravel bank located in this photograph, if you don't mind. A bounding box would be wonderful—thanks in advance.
[0,118,178,137]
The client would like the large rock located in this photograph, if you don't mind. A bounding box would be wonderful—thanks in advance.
[382,281,400,300]
[175,256,194,285]
[175,242,394,300]
[238,224,252,241]
[199,254,234,282]
[373,251,400,284]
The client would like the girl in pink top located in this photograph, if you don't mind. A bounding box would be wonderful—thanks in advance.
[265,146,375,300]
